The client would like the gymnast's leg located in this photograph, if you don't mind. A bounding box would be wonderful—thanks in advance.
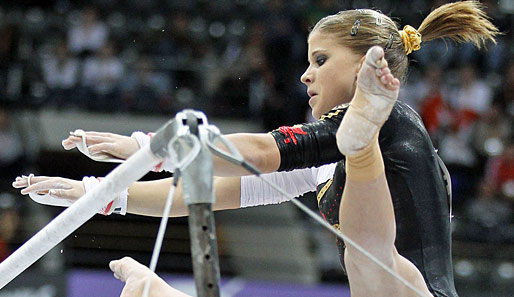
[337,46,432,297]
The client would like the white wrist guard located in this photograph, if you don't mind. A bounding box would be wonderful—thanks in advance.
[131,131,175,173]
[82,176,128,215]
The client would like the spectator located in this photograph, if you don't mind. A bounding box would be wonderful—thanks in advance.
[449,64,493,127]
[459,179,513,242]
[150,13,196,60]
[415,64,453,143]
[485,142,514,200]
[438,64,494,205]
[0,23,20,103]
[81,41,124,112]
[41,41,80,108]
[493,59,514,117]
[0,192,20,262]
[471,102,512,169]
[67,6,109,58]
[120,57,172,113]
[261,0,306,128]
[0,105,25,181]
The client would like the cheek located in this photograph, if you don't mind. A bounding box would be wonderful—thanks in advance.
[327,74,354,103]
[343,69,359,98]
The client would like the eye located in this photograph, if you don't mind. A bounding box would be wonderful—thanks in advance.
[316,55,327,66]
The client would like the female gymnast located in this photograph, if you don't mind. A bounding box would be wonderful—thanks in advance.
[14,1,498,296]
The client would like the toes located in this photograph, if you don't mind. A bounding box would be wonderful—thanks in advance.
[380,74,389,85]
[378,73,400,91]
[359,45,400,94]
[376,67,391,79]
[380,67,391,75]
[365,46,385,68]
[376,57,388,68]
[383,77,400,90]
[387,78,400,90]
[374,62,395,88]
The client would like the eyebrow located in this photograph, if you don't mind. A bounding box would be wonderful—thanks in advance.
[308,49,327,62]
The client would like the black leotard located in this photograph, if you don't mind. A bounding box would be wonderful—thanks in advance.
[271,101,458,297]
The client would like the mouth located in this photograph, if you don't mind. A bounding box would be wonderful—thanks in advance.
[308,95,318,107]
[307,91,318,106]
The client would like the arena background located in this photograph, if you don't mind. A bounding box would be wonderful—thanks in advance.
[0,0,513,296]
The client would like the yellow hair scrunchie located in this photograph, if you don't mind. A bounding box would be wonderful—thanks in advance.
[399,25,422,55]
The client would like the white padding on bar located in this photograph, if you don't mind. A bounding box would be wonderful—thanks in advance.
[0,144,162,290]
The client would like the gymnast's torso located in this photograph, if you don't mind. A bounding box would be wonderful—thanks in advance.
[268,101,458,297]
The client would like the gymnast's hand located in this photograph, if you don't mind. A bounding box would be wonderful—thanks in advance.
[13,174,129,215]
[12,175,84,201]
[110,257,192,297]
[62,131,140,161]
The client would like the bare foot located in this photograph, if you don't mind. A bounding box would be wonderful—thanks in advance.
[336,46,400,156]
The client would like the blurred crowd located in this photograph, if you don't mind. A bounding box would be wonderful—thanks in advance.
[0,0,513,258]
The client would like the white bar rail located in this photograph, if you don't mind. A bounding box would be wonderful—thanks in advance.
[0,144,161,290]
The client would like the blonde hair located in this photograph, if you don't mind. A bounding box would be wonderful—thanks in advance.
[310,1,499,83]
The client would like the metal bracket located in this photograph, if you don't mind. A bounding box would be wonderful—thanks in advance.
[153,109,221,297]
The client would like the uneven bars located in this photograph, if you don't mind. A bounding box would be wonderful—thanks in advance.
[0,144,162,290]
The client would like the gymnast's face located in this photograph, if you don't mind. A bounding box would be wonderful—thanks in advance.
[301,30,362,119]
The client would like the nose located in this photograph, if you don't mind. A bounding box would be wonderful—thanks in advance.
[300,67,313,85]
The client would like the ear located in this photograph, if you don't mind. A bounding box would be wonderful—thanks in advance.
[355,55,366,78]
[350,55,367,97]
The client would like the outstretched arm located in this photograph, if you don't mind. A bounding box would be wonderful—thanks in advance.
[127,176,242,217]
[222,133,280,175]
[14,165,319,217]
[13,175,242,217]
[62,132,280,176]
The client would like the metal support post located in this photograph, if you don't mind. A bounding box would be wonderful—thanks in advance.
[178,110,221,297]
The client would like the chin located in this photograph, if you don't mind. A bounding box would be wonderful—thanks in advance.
[312,111,321,120]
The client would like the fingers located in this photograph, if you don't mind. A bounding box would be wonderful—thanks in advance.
[62,136,81,150]
[47,188,78,198]
[12,176,28,188]
[13,175,84,202]
[20,179,72,195]
[12,175,52,189]
[83,134,115,147]
[62,130,138,162]
[110,257,138,283]
[87,143,116,155]
[62,131,114,150]
[80,131,115,138]
[109,259,124,281]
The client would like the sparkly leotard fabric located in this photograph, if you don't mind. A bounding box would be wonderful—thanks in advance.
[271,101,458,297]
